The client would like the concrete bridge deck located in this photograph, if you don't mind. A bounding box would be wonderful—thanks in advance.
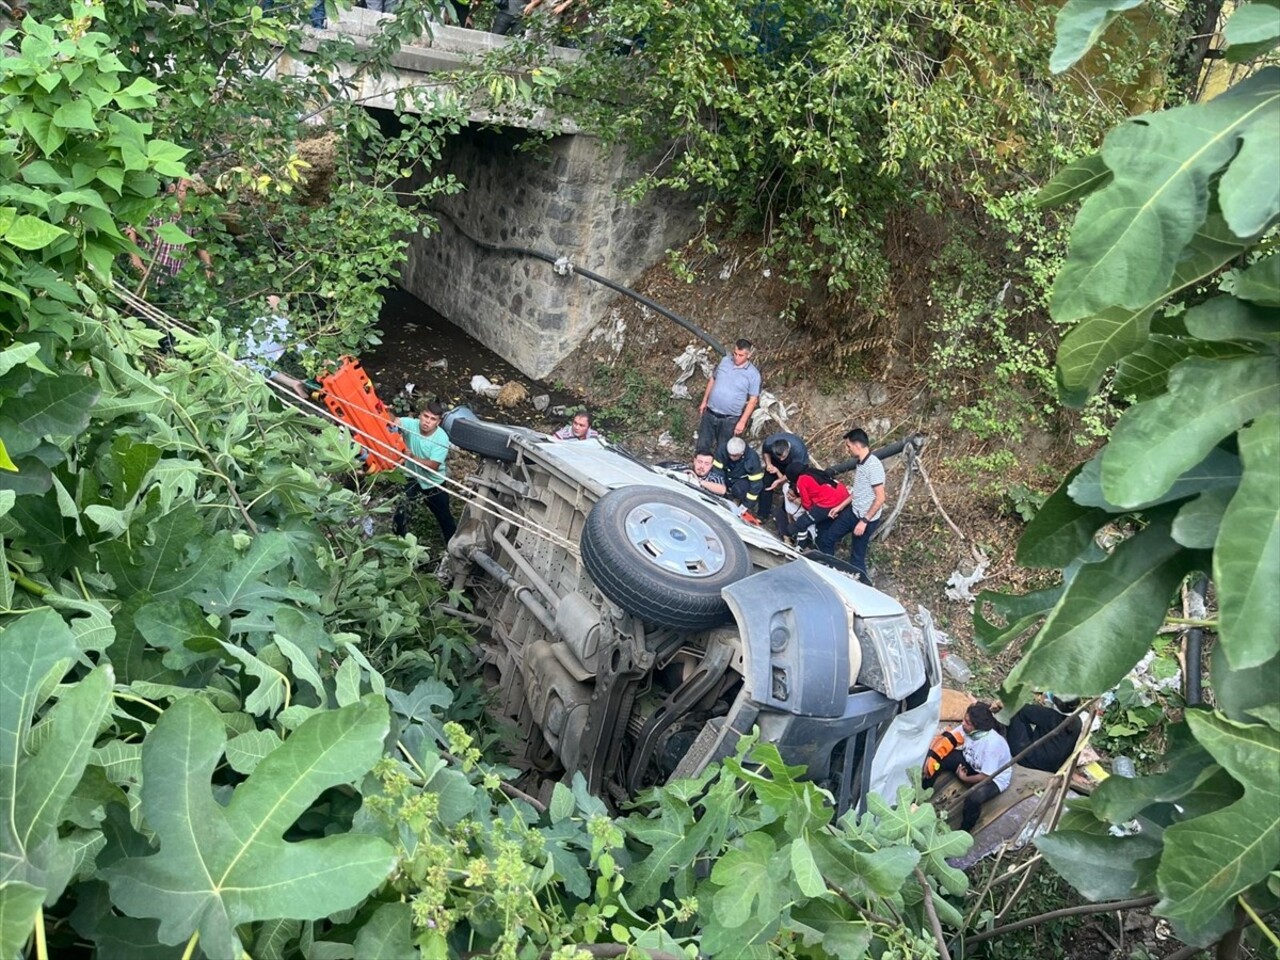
[276,6,583,130]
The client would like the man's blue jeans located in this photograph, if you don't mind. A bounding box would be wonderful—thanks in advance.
[849,514,882,584]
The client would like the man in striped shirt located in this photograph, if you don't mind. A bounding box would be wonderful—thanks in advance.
[842,427,885,585]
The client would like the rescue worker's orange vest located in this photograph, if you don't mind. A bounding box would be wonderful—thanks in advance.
[924,728,965,779]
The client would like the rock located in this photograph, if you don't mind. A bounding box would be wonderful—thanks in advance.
[868,382,889,406]
[533,394,550,412]
[496,381,529,408]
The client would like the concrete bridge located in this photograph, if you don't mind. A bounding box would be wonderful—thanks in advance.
[274,8,698,378]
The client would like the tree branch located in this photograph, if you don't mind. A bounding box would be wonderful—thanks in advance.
[963,896,1158,945]
[914,867,952,960]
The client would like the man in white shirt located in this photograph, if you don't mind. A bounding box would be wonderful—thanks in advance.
[842,427,885,585]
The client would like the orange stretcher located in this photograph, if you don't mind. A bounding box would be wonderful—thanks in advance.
[315,357,406,472]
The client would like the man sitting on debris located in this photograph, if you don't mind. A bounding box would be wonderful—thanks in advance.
[1007,697,1082,773]
[683,449,726,497]
[390,401,457,542]
[714,437,764,517]
[552,409,601,441]
[926,702,1013,832]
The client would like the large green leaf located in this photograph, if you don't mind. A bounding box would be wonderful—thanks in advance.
[1115,332,1256,401]
[1003,514,1201,700]
[0,373,100,439]
[1051,69,1280,328]
[1172,489,1233,548]
[0,610,112,906]
[1156,711,1280,933]
[96,505,234,601]
[1233,252,1280,307]
[1102,355,1280,508]
[1183,295,1280,344]
[974,583,1065,655]
[1224,0,1280,62]
[709,832,783,928]
[1035,153,1113,209]
[1015,465,1111,567]
[1211,645,1278,724]
[353,902,418,960]
[1214,412,1280,669]
[0,881,45,960]
[1055,216,1253,406]
[103,696,396,960]
[189,531,294,620]
[1036,807,1161,901]
[1049,0,1146,74]
[1071,446,1241,512]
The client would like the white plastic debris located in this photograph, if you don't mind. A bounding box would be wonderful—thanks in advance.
[469,374,501,399]
[671,344,714,399]
[748,390,795,436]
[944,550,990,606]
[404,382,415,395]
[656,430,674,448]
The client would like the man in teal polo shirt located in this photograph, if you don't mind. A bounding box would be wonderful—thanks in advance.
[391,401,456,541]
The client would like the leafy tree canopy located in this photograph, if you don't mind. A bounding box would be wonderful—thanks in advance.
[981,0,1280,949]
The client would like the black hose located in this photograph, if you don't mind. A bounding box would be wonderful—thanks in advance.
[429,206,728,356]
[1185,575,1207,706]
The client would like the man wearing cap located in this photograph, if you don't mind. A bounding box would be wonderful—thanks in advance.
[697,339,761,455]
[714,437,764,515]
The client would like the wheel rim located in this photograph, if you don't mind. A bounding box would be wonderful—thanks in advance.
[622,501,727,578]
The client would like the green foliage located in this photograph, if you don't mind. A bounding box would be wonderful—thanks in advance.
[547,0,1170,306]
[20,0,465,361]
[983,1,1280,948]
[0,11,978,958]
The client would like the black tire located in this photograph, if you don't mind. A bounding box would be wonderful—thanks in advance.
[802,549,868,583]
[581,485,752,630]
[448,418,522,462]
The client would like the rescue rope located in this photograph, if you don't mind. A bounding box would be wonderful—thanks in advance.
[108,282,582,556]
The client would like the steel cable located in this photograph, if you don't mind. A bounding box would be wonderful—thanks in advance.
[108,281,581,555]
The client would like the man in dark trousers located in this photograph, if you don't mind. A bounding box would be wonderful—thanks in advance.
[1007,698,1082,772]
[758,431,809,533]
[391,401,456,542]
[697,339,761,456]
[714,437,764,516]
[836,428,885,584]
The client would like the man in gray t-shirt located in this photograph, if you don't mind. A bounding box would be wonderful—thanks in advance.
[841,427,885,584]
[697,338,761,455]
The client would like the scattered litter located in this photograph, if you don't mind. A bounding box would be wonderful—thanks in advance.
[426,358,448,371]
[550,405,568,417]
[404,322,418,332]
[762,268,771,278]
[748,390,795,435]
[533,394,550,412]
[496,381,528,408]
[470,374,501,399]
[944,548,990,606]
[588,309,627,354]
[404,382,415,395]
[670,344,714,399]
[656,430,674,448]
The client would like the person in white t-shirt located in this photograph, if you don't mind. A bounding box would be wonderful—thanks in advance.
[952,702,1012,831]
